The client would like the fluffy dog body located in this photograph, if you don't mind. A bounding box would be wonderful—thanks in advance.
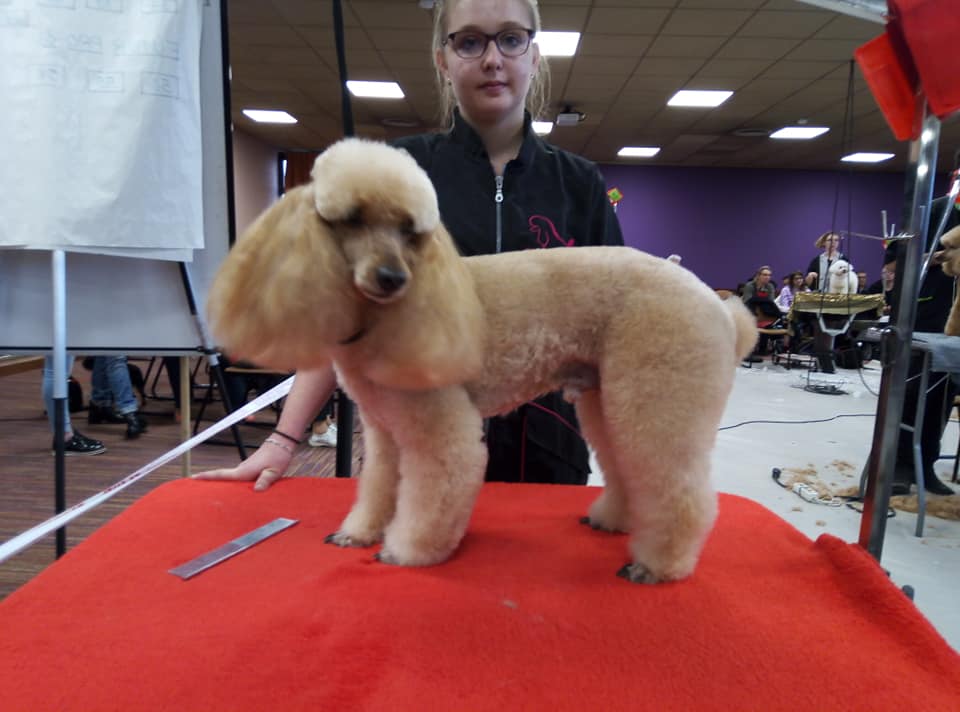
[209,139,757,583]
[827,259,858,294]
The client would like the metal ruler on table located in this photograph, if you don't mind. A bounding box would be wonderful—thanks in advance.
[169,518,298,580]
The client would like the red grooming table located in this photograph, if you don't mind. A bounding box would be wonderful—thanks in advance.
[2,479,958,711]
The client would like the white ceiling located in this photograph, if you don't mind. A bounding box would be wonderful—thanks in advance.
[227,0,960,173]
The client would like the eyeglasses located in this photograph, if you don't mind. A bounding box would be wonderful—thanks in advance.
[443,28,535,59]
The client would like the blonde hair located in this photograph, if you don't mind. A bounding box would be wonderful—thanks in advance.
[431,0,551,128]
[815,231,841,249]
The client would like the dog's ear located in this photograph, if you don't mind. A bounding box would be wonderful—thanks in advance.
[207,186,364,371]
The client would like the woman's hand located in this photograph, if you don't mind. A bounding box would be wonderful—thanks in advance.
[805,271,817,287]
[192,440,292,491]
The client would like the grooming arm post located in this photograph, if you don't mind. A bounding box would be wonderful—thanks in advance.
[859,104,940,560]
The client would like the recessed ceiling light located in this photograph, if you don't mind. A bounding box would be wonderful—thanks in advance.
[618,146,660,158]
[536,31,580,57]
[842,152,895,163]
[346,80,404,99]
[770,126,830,140]
[532,121,553,135]
[667,90,733,108]
[242,109,297,124]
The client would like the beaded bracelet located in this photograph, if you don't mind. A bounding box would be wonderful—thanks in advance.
[264,437,295,455]
[272,428,303,445]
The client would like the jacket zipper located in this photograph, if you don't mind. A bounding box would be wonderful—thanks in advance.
[494,174,504,253]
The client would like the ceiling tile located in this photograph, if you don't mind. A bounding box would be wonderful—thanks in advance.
[737,10,834,38]
[585,8,672,34]
[714,36,799,59]
[661,9,753,36]
[577,34,654,56]
[646,35,727,58]
[349,1,433,29]
[695,57,769,78]
[785,38,863,62]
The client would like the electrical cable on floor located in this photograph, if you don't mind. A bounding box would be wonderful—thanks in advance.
[718,412,874,431]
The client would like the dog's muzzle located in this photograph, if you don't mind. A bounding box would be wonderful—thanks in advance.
[376,266,407,294]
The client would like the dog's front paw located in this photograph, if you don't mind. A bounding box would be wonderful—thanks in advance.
[324,531,377,548]
[579,514,628,534]
[616,562,660,584]
[373,549,398,565]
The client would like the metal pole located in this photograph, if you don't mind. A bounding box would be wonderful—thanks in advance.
[859,103,941,559]
[51,249,67,558]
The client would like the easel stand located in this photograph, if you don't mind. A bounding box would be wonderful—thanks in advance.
[45,257,247,557]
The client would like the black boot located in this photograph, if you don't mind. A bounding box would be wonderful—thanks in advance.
[88,403,127,425]
[816,353,836,374]
[923,468,955,496]
[121,411,148,439]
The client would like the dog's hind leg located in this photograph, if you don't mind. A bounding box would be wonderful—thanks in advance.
[600,377,720,584]
[576,389,630,533]
[378,386,487,567]
[326,417,399,548]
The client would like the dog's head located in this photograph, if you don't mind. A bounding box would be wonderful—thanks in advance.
[829,259,851,279]
[208,138,484,387]
[311,138,440,305]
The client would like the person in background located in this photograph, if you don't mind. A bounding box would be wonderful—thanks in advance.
[742,266,779,322]
[87,356,147,439]
[41,355,106,455]
[775,271,807,314]
[856,271,868,294]
[195,0,623,491]
[887,195,957,496]
[805,231,848,291]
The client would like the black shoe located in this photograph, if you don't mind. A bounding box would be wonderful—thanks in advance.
[924,475,955,496]
[54,431,106,456]
[88,403,127,425]
[122,411,147,439]
[891,481,911,496]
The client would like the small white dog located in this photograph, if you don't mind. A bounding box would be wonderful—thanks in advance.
[827,259,858,294]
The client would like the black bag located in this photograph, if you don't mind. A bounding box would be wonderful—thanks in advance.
[68,377,85,413]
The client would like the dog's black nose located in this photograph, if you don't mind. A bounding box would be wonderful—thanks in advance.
[376,266,407,294]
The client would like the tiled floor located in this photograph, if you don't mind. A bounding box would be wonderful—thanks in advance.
[589,360,960,652]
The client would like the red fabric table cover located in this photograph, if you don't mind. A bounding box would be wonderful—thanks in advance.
[2,478,958,711]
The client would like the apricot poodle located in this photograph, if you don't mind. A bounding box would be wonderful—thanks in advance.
[207,138,757,583]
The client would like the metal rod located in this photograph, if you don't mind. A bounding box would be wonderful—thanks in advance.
[52,249,67,558]
[859,103,941,559]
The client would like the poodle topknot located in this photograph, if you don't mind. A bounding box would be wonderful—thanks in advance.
[208,137,757,584]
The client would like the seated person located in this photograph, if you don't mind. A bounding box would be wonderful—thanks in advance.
[742,265,781,326]
[742,265,782,356]
[776,271,807,314]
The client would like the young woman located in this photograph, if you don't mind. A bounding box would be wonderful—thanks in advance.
[776,271,807,313]
[196,0,623,489]
[804,231,848,291]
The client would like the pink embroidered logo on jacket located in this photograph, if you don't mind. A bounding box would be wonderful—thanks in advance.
[528,215,575,248]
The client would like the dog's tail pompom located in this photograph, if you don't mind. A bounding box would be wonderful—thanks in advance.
[311,138,440,234]
[722,296,759,362]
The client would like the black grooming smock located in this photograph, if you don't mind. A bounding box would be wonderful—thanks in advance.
[391,111,624,484]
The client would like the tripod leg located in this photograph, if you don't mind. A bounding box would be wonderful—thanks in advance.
[209,354,247,461]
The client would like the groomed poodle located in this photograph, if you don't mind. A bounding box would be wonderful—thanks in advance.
[827,259,858,295]
[207,138,757,584]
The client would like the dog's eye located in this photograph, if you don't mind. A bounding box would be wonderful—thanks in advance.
[401,219,417,238]
[343,209,363,227]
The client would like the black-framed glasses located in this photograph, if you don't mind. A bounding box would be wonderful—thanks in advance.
[443,28,534,59]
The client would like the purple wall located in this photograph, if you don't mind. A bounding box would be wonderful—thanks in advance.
[598,164,923,290]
